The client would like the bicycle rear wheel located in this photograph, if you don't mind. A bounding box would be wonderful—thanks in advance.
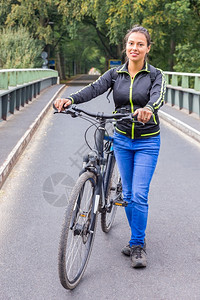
[58,171,97,290]
[101,154,120,233]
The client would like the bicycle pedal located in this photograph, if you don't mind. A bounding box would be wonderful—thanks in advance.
[113,200,128,207]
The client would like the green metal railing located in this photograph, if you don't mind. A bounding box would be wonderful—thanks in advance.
[0,68,58,90]
[0,68,58,120]
[164,72,200,91]
[164,71,200,117]
[1,69,199,120]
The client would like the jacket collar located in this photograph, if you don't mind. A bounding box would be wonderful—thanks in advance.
[118,61,150,73]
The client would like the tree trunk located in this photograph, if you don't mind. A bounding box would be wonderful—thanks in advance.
[117,43,123,59]
[169,39,176,71]
[56,49,66,80]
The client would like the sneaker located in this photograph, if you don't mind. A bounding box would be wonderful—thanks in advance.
[121,244,131,256]
[121,239,146,257]
[130,245,147,268]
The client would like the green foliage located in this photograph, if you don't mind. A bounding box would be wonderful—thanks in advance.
[1,0,199,73]
[0,0,16,28]
[61,23,107,75]
[174,43,200,73]
[0,27,43,68]
[57,0,200,72]
[5,0,60,43]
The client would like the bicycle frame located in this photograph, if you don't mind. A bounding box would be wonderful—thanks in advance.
[79,118,114,230]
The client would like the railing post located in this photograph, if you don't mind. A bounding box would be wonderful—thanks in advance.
[165,74,169,85]
[179,90,183,109]
[2,94,8,120]
[181,75,189,89]
[33,83,37,98]
[16,89,21,110]
[165,88,168,103]
[21,87,25,107]
[16,71,23,85]
[171,74,178,86]
[194,76,200,91]
[25,86,29,104]
[189,93,193,114]
[171,89,175,106]
[38,82,41,94]
[0,72,8,89]
[8,71,17,87]
[9,90,16,114]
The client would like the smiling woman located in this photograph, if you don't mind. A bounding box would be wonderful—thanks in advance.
[54,24,166,269]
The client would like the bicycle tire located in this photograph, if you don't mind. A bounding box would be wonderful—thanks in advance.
[58,171,97,290]
[101,154,119,233]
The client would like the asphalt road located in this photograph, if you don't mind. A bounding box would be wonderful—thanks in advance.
[0,86,200,300]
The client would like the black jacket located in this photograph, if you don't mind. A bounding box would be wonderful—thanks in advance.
[69,62,166,139]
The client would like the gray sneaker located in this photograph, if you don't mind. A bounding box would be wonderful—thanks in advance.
[121,239,146,257]
[130,245,147,268]
[121,244,131,256]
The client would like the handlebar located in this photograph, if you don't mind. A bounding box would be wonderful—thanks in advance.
[53,104,144,125]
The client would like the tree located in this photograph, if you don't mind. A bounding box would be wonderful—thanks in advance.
[104,0,195,70]
[2,0,200,73]
[0,27,43,68]
[0,0,17,28]
[174,43,200,73]
[173,0,200,72]
[5,0,67,77]
[62,23,106,76]
[57,0,122,68]
[58,0,200,72]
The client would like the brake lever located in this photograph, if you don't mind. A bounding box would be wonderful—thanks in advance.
[64,106,81,118]
[53,103,67,114]
[53,103,80,118]
[120,115,145,126]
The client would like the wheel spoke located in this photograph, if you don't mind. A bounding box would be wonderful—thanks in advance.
[58,172,98,289]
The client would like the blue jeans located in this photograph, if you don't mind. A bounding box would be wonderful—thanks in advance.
[113,132,160,247]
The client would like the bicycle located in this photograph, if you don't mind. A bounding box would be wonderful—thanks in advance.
[54,104,143,290]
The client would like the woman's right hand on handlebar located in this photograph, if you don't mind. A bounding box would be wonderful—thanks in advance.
[54,98,72,112]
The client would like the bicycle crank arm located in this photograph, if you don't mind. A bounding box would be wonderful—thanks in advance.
[112,196,128,207]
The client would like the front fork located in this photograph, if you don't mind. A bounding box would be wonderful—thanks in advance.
[89,171,104,233]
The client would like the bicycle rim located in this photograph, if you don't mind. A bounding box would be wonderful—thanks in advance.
[101,157,119,233]
[58,172,97,289]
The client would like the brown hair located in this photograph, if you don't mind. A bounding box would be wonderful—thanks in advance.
[124,25,151,47]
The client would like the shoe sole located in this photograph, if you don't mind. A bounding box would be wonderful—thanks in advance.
[131,257,147,268]
[132,261,147,268]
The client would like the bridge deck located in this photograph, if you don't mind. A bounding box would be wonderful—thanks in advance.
[0,75,200,188]
[0,80,200,299]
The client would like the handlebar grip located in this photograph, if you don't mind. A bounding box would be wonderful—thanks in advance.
[53,103,58,111]
[52,102,72,112]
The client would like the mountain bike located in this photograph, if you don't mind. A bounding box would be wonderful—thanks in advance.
[54,104,143,290]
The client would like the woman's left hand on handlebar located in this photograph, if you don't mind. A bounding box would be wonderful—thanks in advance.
[54,98,72,112]
[133,107,152,123]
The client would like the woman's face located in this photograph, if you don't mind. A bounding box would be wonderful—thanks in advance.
[126,32,151,64]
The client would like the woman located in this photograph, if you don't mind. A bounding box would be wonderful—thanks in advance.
[54,25,166,268]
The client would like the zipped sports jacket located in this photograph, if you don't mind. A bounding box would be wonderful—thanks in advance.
[69,61,166,139]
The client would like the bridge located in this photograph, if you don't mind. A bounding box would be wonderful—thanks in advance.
[0,71,200,299]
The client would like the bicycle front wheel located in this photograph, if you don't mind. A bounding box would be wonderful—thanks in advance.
[101,154,119,233]
[58,171,97,290]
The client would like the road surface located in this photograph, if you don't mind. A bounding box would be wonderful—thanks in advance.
[0,86,200,300]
